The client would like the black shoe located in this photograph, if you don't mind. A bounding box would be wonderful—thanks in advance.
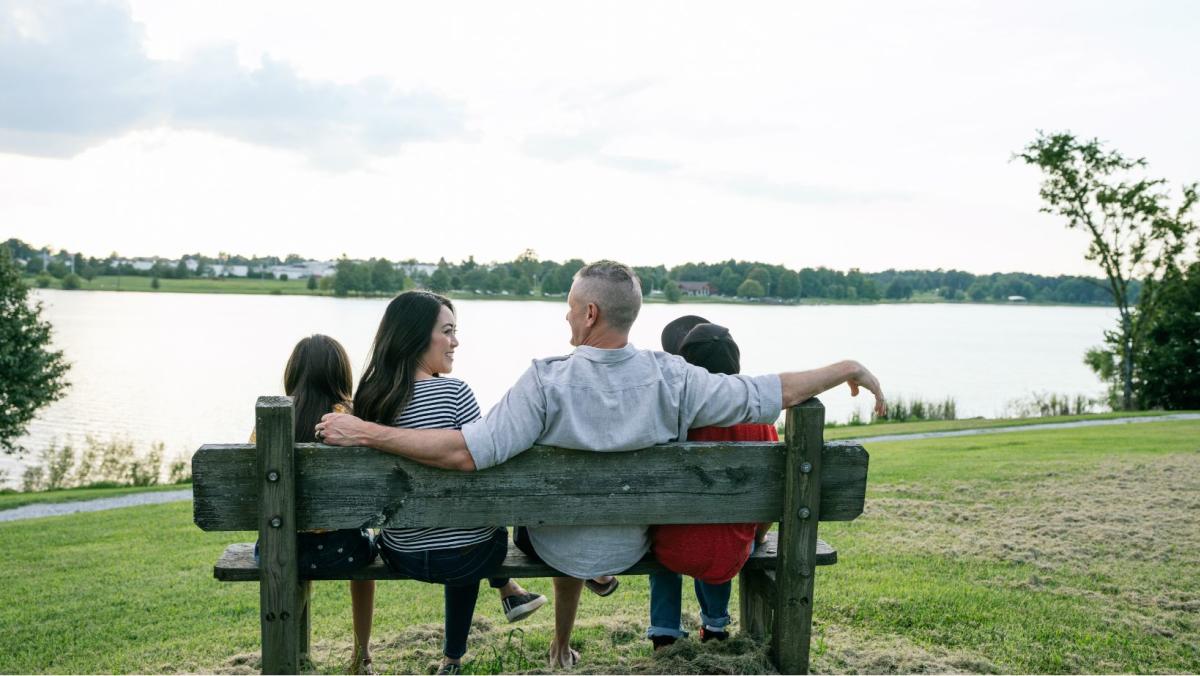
[502,591,548,622]
[650,635,678,651]
[700,627,729,643]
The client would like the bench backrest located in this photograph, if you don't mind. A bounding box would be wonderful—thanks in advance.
[192,396,868,532]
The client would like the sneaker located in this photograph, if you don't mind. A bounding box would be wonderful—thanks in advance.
[436,663,462,675]
[650,635,677,651]
[700,627,729,643]
[502,591,548,622]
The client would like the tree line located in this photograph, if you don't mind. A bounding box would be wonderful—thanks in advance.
[0,238,1141,305]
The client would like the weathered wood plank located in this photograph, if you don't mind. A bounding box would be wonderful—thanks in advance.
[738,568,776,639]
[193,441,867,531]
[255,397,300,675]
[213,532,836,582]
[774,399,824,674]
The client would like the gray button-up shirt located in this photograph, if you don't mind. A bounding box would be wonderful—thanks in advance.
[461,343,783,579]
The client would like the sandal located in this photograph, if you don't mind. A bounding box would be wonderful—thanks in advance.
[585,576,620,597]
[351,638,374,675]
[549,647,580,669]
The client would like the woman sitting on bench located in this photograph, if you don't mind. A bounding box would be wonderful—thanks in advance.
[348,291,546,676]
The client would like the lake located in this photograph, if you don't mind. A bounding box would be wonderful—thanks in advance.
[2,290,1116,486]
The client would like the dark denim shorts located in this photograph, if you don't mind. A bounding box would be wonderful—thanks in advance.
[378,528,509,586]
[255,528,377,575]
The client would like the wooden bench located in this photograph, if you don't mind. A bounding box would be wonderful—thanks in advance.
[192,397,869,674]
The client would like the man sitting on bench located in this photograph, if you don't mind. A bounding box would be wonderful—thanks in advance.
[316,259,886,669]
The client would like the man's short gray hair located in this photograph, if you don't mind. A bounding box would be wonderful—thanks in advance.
[573,260,643,332]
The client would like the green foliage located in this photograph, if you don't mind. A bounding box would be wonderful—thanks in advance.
[0,249,70,454]
[306,275,317,290]
[428,268,451,293]
[1136,261,1200,409]
[18,436,174,490]
[150,276,160,290]
[663,279,682,302]
[884,278,913,299]
[60,273,82,290]
[871,395,957,423]
[34,273,52,288]
[735,278,765,298]
[1018,131,1197,409]
[1004,392,1102,418]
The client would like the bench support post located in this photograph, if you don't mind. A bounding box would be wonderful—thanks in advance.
[773,399,824,674]
[738,568,775,639]
[256,396,302,674]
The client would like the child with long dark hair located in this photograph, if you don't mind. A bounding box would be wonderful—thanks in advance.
[353,291,545,675]
[257,335,378,673]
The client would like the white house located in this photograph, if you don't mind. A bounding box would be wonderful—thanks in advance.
[396,262,438,277]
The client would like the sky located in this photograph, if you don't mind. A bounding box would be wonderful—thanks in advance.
[1,0,1198,276]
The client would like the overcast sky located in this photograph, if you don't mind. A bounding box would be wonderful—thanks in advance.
[2,0,1198,275]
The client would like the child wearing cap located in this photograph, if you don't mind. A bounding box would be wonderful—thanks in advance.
[647,315,776,649]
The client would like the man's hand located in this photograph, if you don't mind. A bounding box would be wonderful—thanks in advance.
[316,412,370,446]
[846,362,886,418]
[780,360,886,414]
[316,412,476,471]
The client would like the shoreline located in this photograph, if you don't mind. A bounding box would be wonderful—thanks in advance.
[25,276,1117,309]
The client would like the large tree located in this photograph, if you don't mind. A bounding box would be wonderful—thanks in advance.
[1135,260,1200,409]
[0,248,70,454]
[1017,132,1197,410]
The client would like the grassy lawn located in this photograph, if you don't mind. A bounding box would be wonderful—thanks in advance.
[0,483,190,511]
[1,421,1197,673]
[822,410,1190,441]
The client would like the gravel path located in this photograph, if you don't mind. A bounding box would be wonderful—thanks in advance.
[0,488,192,523]
[1,414,1197,523]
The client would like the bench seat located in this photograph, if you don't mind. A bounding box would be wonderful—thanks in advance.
[214,531,835,582]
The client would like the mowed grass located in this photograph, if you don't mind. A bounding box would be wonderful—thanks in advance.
[1,422,1198,673]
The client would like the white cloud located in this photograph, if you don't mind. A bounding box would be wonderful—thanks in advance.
[0,0,463,167]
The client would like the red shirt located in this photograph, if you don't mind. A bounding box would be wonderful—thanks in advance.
[651,423,780,584]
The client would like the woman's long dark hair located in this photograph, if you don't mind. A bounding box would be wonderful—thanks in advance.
[354,291,455,424]
[283,334,354,443]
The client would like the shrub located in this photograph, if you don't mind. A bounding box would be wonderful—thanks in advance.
[61,273,83,290]
[35,273,52,288]
[872,395,957,423]
[1004,392,1102,418]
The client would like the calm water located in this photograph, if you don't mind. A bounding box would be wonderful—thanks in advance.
[3,290,1116,485]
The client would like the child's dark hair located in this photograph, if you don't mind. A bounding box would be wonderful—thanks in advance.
[283,334,354,442]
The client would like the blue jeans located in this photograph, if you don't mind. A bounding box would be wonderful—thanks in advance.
[378,529,510,659]
[647,572,733,638]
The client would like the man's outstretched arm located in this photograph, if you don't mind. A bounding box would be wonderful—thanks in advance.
[779,360,885,415]
[316,413,476,471]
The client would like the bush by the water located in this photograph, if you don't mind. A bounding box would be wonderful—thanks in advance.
[19,437,190,492]
[1004,391,1103,418]
[870,395,958,423]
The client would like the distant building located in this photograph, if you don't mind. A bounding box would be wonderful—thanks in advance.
[678,281,715,297]
[210,264,250,278]
[396,262,438,277]
[1007,295,1027,303]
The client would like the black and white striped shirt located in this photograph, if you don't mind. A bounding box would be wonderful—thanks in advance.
[378,377,496,552]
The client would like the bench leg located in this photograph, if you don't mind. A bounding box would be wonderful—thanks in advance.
[298,580,312,663]
[738,568,776,639]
